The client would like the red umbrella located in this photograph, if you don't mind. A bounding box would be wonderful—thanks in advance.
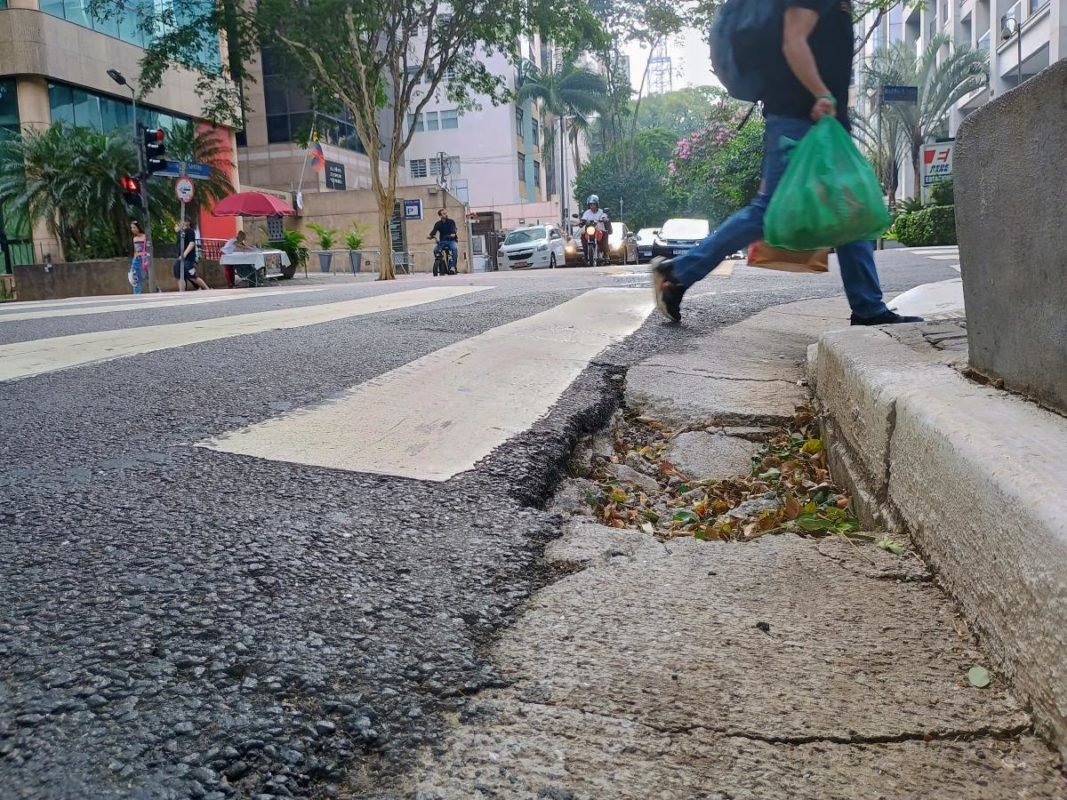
[212,191,296,217]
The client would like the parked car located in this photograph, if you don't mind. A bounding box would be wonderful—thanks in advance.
[606,223,639,265]
[498,224,566,269]
[635,227,659,262]
[650,218,711,260]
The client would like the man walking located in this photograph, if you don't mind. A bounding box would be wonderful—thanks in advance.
[653,0,921,327]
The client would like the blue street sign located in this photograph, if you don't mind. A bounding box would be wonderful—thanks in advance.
[882,85,918,104]
[402,198,423,221]
[155,161,213,180]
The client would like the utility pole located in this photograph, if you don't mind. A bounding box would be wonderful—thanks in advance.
[108,68,156,292]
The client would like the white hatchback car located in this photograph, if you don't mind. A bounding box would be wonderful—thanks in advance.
[498,224,566,270]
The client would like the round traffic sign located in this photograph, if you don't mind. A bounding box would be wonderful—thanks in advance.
[175,177,195,204]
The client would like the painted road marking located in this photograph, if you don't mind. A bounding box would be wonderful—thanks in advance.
[202,288,654,482]
[0,286,488,382]
[711,261,735,277]
[928,255,960,260]
[0,287,330,322]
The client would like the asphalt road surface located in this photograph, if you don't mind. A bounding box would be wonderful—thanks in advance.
[0,250,958,799]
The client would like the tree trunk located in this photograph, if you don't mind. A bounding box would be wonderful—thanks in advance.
[912,139,922,200]
[375,185,396,281]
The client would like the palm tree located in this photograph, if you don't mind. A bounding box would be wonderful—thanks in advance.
[516,58,609,186]
[164,121,235,219]
[0,123,139,260]
[851,107,907,208]
[862,34,987,196]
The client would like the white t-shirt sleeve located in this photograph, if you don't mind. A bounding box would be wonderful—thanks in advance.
[221,238,237,255]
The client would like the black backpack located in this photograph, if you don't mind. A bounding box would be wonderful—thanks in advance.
[710,0,788,102]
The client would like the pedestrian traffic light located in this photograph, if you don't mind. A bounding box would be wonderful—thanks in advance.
[120,175,142,208]
[143,128,167,174]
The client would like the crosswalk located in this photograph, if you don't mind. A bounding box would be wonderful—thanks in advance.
[906,245,960,272]
[3,284,654,483]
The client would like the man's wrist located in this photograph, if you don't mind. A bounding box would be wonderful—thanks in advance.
[815,93,836,105]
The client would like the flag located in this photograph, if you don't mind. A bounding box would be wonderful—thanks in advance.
[309,139,325,173]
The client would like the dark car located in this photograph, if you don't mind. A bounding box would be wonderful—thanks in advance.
[650,218,710,260]
[635,227,659,262]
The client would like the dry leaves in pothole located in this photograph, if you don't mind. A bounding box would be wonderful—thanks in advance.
[588,405,866,543]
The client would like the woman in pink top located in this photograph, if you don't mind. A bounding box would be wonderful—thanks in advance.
[129,221,148,294]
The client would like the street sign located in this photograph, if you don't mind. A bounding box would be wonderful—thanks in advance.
[175,177,195,204]
[882,84,919,104]
[402,198,423,221]
[921,142,954,187]
[155,161,212,180]
[324,160,346,190]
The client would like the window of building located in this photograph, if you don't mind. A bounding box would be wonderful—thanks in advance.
[517,151,525,182]
[531,120,539,146]
[440,109,459,129]
[429,157,441,177]
[47,81,188,135]
[425,111,440,132]
[515,107,525,137]
[407,113,425,133]
[533,160,541,187]
[40,0,221,62]
[410,159,428,179]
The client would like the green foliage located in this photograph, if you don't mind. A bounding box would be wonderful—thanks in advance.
[343,224,366,251]
[517,60,609,174]
[306,222,337,251]
[574,128,684,231]
[862,35,986,195]
[668,109,765,224]
[0,123,154,261]
[269,229,309,269]
[893,205,956,246]
[633,86,732,138]
[930,179,954,206]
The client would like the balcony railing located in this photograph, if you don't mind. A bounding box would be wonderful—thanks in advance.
[1001,0,1022,33]
[977,29,991,51]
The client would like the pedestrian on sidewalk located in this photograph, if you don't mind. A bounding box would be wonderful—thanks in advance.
[175,219,210,291]
[128,221,149,295]
[653,0,922,327]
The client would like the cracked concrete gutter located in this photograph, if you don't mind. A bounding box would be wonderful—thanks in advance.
[408,299,1065,799]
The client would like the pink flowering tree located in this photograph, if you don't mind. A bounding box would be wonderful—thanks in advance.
[668,108,764,223]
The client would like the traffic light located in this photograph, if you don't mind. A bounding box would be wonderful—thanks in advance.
[120,175,142,208]
[143,128,167,174]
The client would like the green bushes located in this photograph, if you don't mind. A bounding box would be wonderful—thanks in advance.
[892,204,957,247]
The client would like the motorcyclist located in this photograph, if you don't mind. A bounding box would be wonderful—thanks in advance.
[427,208,459,275]
[579,195,612,266]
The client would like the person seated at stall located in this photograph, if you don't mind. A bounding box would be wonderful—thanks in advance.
[220,230,255,287]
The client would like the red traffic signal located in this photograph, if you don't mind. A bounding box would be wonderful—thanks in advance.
[120,175,142,208]
[143,128,167,174]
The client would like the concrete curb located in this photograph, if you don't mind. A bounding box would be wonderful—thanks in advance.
[813,327,1067,758]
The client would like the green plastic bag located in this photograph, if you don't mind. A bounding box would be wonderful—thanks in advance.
[764,117,890,251]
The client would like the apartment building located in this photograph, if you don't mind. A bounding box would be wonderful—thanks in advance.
[402,35,561,229]
[854,0,1067,197]
[0,0,237,268]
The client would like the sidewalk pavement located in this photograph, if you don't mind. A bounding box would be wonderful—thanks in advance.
[410,298,1066,799]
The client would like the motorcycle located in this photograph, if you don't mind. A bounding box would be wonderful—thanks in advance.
[580,220,607,267]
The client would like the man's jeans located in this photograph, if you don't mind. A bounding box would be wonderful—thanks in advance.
[670,115,889,319]
[435,240,458,272]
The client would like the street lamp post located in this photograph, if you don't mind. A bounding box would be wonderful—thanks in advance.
[1001,17,1023,89]
[107,68,156,293]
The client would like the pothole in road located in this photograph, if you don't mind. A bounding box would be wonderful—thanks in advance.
[551,404,907,552]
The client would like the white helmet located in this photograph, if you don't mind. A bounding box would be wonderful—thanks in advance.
[587,194,599,206]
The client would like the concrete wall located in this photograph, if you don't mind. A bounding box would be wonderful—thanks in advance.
[298,186,472,274]
[955,59,1067,415]
[14,258,229,301]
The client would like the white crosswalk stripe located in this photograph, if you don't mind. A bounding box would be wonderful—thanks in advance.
[201,288,653,482]
[0,285,487,382]
[0,287,330,322]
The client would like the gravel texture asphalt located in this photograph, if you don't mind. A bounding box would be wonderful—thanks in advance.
[0,253,957,799]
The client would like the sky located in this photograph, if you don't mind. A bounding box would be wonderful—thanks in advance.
[623,30,720,92]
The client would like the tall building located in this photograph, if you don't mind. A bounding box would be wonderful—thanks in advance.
[402,35,553,228]
[853,0,1067,198]
[0,0,237,269]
